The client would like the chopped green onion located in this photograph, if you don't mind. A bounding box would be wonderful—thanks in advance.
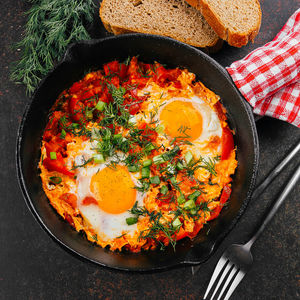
[126,217,138,225]
[143,159,152,167]
[160,185,168,195]
[162,153,170,161]
[128,165,139,173]
[162,145,180,161]
[177,194,185,204]
[113,134,122,143]
[49,176,62,185]
[188,190,201,200]
[190,208,198,215]
[172,217,182,229]
[85,110,93,120]
[150,176,160,185]
[155,124,165,134]
[71,123,79,129]
[141,167,150,178]
[93,154,105,164]
[153,154,165,165]
[176,161,184,170]
[183,199,196,210]
[60,129,66,139]
[170,176,177,185]
[50,152,57,160]
[185,151,193,165]
[144,143,155,153]
[95,100,106,111]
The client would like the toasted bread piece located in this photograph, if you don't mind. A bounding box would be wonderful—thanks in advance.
[185,0,262,47]
[100,0,220,49]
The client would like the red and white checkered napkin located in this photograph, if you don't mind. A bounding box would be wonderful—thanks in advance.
[226,8,300,128]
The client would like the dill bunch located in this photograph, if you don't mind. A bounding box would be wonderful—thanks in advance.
[10,0,96,95]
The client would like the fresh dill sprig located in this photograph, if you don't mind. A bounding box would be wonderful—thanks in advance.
[57,115,90,137]
[199,156,220,176]
[128,202,178,250]
[186,156,219,177]
[10,0,95,95]
[170,126,193,146]
[72,157,93,170]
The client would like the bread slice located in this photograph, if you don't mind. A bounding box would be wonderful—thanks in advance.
[100,0,220,49]
[185,0,261,47]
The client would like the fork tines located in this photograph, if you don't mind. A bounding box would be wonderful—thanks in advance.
[203,256,245,300]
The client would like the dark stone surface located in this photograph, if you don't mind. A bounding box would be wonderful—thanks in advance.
[1,1,299,299]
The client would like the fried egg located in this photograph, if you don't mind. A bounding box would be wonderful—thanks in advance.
[136,92,223,183]
[158,96,222,145]
[69,141,144,241]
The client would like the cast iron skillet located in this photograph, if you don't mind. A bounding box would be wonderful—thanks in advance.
[16,34,259,271]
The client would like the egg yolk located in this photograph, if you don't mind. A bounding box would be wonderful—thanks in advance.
[159,100,203,141]
[90,165,136,214]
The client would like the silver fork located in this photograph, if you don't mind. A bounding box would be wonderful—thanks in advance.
[203,142,300,300]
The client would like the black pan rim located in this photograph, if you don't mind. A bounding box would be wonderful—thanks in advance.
[16,33,259,271]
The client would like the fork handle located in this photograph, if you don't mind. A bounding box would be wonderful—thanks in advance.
[245,164,300,249]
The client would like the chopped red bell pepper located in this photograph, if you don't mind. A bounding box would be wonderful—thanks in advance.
[43,111,63,140]
[45,139,66,157]
[209,207,221,221]
[69,82,83,94]
[173,80,182,89]
[43,153,74,177]
[220,185,231,204]
[68,96,85,122]
[154,66,181,87]
[103,60,120,76]
[83,89,95,100]
[174,227,188,241]
[123,89,143,114]
[128,103,140,115]
[82,196,98,206]
[138,122,158,141]
[187,222,203,239]
[109,76,120,88]
[221,127,234,160]
[98,85,113,103]
[119,64,128,79]
[129,88,138,99]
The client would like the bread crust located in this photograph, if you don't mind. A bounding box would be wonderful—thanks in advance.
[185,0,262,47]
[99,0,221,50]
